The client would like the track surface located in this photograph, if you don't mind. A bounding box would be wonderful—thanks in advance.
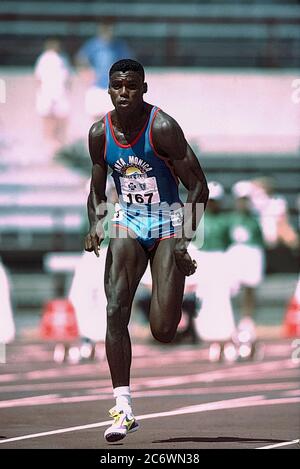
[0,338,299,450]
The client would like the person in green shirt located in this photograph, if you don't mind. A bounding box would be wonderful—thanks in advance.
[193,197,230,252]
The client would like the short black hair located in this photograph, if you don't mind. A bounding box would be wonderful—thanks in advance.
[109,59,145,81]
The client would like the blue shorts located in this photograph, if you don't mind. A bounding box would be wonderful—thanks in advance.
[110,203,183,251]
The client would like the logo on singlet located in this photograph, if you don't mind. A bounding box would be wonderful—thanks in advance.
[113,156,153,176]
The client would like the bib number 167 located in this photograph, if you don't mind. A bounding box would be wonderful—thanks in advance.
[125,192,153,204]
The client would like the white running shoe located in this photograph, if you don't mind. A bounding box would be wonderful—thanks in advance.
[104,406,139,443]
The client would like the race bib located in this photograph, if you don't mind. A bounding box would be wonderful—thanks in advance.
[120,176,160,205]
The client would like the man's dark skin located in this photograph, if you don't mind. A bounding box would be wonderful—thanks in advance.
[85,70,209,387]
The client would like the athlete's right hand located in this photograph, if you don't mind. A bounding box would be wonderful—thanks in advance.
[174,241,197,276]
[84,227,102,257]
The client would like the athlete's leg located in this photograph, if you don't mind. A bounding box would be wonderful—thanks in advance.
[149,238,186,343]
[104,237,148,388]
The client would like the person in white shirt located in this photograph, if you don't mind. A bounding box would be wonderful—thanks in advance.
[250,177,299,249]
[34,39,71,150]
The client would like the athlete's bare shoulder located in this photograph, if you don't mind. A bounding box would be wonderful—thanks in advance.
[151,109,180,135]
[89,118,105,141]
[88,117,106,164]
[151,109,186,159]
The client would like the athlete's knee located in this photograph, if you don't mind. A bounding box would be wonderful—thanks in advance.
[150,320,177,344]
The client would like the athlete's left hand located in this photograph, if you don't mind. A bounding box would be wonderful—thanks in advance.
[174,241,197,276]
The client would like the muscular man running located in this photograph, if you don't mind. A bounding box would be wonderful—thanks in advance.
[85,59,209,443]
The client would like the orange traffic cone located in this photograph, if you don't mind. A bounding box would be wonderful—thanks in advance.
[283,296,300,338]
[40,299,79,341]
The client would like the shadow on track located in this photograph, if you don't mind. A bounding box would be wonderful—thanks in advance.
[152,436,287,444]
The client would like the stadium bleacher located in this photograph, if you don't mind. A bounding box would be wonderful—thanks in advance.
[0,1,300,66]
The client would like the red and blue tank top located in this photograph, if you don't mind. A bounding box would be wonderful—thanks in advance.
[104,105,182,209]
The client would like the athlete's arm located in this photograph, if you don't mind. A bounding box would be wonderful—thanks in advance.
[85,119,108,257]
[152,111,209,275]
[151,111,188,160]
[172,142,209,235]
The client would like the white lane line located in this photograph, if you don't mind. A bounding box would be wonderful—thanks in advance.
[0,419,112,444]
[1,357,297,384]
[0,395,262,444]
[257,439,300,449]
[0,381,299,409]
[0,381,298,408]
[280,389,300,397]
[1,395,300,446]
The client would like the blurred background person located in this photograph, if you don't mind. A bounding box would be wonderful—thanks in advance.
[34,39,72,156]
[0,258,15,344]
[251,177,299,251]
[68,247,107,360]
[190,182,236,357]
[76,22,133,121]
[227,180,265,344]
[67,180,117,360]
